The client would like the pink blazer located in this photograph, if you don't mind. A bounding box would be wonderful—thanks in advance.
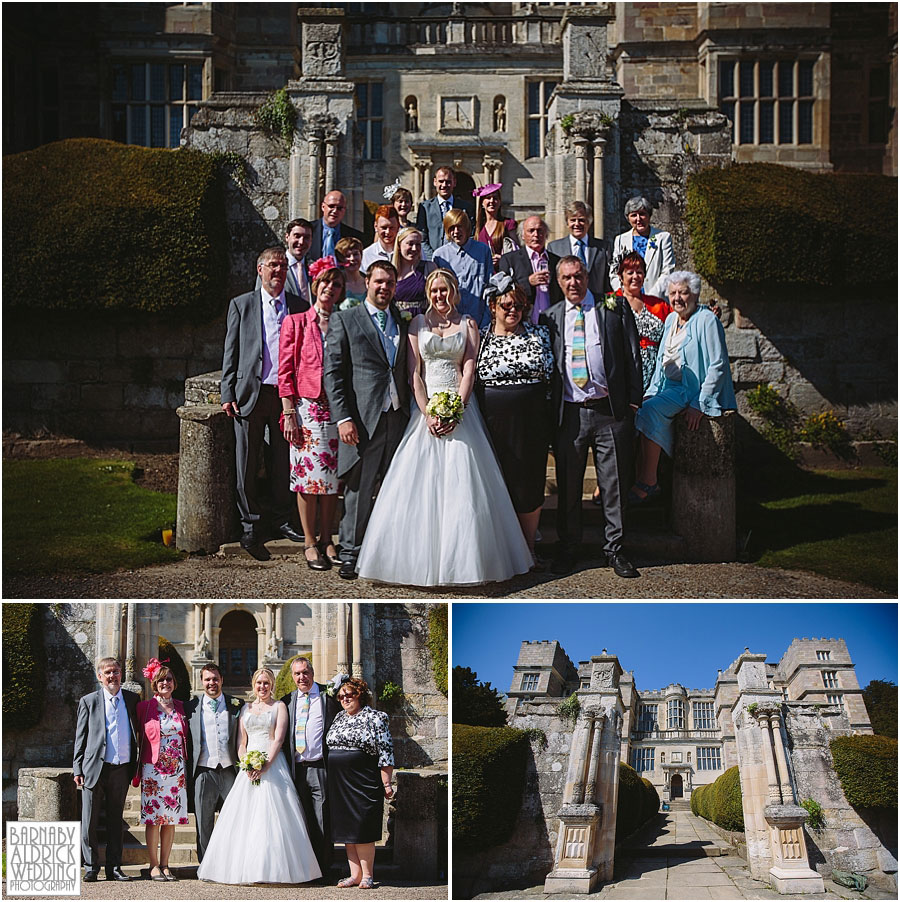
[278,307,325,400]
[135,699,187,769]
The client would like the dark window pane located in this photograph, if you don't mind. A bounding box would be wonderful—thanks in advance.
[779,100,793,143]
[869,66,888,98]
[739,101,755,144]
[188,64,203,101]
[169,64,184,101]
[150,63,166,102]
[778,61,793,97]
[528,117,540,157]
[719,60,734,98]
[41,66,59,106]
[759,61,774,97]
[112,105,127,143]
[798,60,814,96]
[131,106,147,145]
[356,82,367,113]
[798,100,813,143]
[721,101,735,142]
[371,120,382,159]
[371,82,383,117]
[739,61,754,97]
[528,81,540,114]
[230,648,242,677]
[112,65,128,102]
[214,67,228,92]
[246,649,257,674]
[150,105,165,147]
[759,101,774,143]
[131,64,146,102]
[170,106,183,147]
[544,81,557,111]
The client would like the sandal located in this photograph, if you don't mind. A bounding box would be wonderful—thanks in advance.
[149,867,166,882]
[359,877,377,889]
[337,877,359,888]
[627,481,661,506]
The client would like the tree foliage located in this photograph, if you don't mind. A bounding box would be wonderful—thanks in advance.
[862,679,898,737]
[452,666,507,727]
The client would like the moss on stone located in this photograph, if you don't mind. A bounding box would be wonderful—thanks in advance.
[2,603,46,731]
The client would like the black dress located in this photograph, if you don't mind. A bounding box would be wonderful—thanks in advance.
[325,706,394,844]
[475,322,555,512]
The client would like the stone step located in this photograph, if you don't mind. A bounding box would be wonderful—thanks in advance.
[619,843,730,858]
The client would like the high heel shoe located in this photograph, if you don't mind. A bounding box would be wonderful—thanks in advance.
[304,544,331,571]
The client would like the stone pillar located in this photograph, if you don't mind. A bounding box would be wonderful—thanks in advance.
[111,602,123,664]
[351,603,363,678]
[324,135,338,194]
[275,603,284,659]
[574,136,590,202]
[770,713,794,804]
[190,603,213,690]
[424,158,434,199]
[123,603,139,692]
[761,716,784,805]
[391,770,446,879]
[592,136,606,238]
[289,149,304,220]
[175,405,237,553]
[307,133,322,218]
[336,602,349,675]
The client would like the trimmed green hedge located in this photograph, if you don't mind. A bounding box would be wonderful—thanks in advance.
[686,163,897,289]
[274,654,306,700]
[616,762,660,839]
[830,735,897,809]
[690,765,744,831]
[4,138,229,319]
[158,636,191,705]
[427,604,448,696]
[1,603,46,731]
[453,724,533,851]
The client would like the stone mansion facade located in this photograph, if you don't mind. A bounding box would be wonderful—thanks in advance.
[506,637,872,801]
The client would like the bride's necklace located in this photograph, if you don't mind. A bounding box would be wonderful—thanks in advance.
[427,311,456,333]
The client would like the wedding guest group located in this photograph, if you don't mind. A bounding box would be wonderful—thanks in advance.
[221,182,736,584]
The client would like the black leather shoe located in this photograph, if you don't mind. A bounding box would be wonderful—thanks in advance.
[106,867,131,881]
[610,552,638,578]
[239,529,256,550]
[83,870,99,882]
[551,550,577,575]
[276,522,304,542]
[338,560,358,580]
[305,545,331,571]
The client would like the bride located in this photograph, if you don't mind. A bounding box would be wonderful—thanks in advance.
[356,268,534,586]
[196,668,321,885]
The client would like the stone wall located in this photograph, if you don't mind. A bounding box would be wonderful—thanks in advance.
[2,604,98,826]
[785,704,897,892]
[454,700,571,897]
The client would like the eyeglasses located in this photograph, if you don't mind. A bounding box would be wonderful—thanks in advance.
[338,692,358,701]
[262,262,287,271]
[498,302,526,312]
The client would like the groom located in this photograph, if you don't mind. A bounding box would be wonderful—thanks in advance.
[324,259,410,579]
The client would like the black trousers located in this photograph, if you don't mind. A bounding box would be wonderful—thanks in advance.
[292,759,331,872]
[81,762,130,870]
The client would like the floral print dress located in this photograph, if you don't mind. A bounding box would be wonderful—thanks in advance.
[140,709,188,825]
[633,304,667,391]
[290,396,339,494]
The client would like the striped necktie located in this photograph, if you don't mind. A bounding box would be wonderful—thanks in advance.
[295,693,310,756]
[572,306,588,388]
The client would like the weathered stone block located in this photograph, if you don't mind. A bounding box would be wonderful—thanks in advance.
[732,361,785,384]
[81,383,124,410]
[124,385,167,408]
[723,327,758,359]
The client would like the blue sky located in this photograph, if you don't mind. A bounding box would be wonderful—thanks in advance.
[452,602,898,696]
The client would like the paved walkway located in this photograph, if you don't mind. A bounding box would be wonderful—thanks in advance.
[473,811,896,901]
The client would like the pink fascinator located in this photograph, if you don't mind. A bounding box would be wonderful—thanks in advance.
[308,255,343,280]
[142,657,169,681]
[472,183,502,197]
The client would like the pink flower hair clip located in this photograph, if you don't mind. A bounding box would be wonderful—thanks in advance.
[308,255,344,280]
[142,657,169,681]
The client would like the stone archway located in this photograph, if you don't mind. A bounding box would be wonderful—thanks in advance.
[670,773,683,799]
[217,609,258,692]
[454,170,476,206]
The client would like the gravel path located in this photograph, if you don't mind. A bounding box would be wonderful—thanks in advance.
[3,552,887,599]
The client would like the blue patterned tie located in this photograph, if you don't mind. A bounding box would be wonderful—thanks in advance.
[572,306,588,388]
[577,240,587,264]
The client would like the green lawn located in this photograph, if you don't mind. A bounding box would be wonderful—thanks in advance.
[3,458,182,576]
[740,466,897,594]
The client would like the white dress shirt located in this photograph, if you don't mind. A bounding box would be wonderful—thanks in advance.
[260,286,286,385]
[198,694,234,768]
[563,290,608,402]
[103,688,131,764]
[295,684,325,763]
[360,241,393,275]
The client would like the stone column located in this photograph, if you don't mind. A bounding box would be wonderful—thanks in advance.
[770,713,795,804]
[351,603,363,678]
[574,135,589,202]
[275,603,284,659]
[761,716,784,805]
[424,159,434,199]
[307,134,322,219]
[591,136,606,238]
[111,602,123,664]
[123,603,138,691]
[324,135,338,194]
[289,149,304,220]
[336,603,349,675]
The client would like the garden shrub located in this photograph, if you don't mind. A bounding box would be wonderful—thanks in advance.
[686,163,897,289]
[274,654,306,700]
[453,724,533,850]
[691,766,744,831]
[2,603,46,731]
[4,138,228,320]
[616,763,660,840]
[830,735,897,809]
[641,776,660,823]
[427,605,448,696]
[158,636,191,705]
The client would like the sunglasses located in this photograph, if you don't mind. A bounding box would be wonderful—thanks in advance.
[498,302,526,312]
[338,692,358,701]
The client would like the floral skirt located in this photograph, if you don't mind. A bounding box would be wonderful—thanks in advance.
[140,740,188,825]
[290,397,339,494]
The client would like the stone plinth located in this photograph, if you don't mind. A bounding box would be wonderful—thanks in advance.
[17,768,78,822]
[544,803,602,894]
[766,805,825,894]
[392,769,447,879]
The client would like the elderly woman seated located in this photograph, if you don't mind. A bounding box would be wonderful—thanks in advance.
[630,270,736,504]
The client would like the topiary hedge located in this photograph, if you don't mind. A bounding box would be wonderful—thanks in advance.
[830,734,897,809]
[616,762,660,839]
[691,765,744,831]
[2,603,46,731]
[4,138,229,320]
[427,604,448,696]
[686,163,897,290]
[274,654,307,700]
[158,636,192,705]
[453,724,534,851]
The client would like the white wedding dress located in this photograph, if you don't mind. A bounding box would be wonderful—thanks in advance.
[196,707,321,885]
[356,323,534,586]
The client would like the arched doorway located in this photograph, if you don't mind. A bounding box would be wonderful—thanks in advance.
[454,170,476,206]
[670,773,683,799]
[218,610,258,692]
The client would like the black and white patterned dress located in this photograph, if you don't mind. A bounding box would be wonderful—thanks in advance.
[475,322,555,512]
[326,707,394,844]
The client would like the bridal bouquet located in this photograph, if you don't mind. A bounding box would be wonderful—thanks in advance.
[426,391,464,427]
[238,750,267,786]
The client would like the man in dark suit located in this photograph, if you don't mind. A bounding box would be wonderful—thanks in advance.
[184,664,243,863]
[221,246,308,550]
[256,219,313,303]
[309,190,363,260]
[280,657,340,875]
[541,255,642,579]
[496,215,563,323]
[73,657,140,882]
[415,167,474,259]
[548,201,613,298]
[324,260,411,579]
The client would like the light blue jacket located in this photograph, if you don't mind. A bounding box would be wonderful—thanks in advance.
[646,306,736,415]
